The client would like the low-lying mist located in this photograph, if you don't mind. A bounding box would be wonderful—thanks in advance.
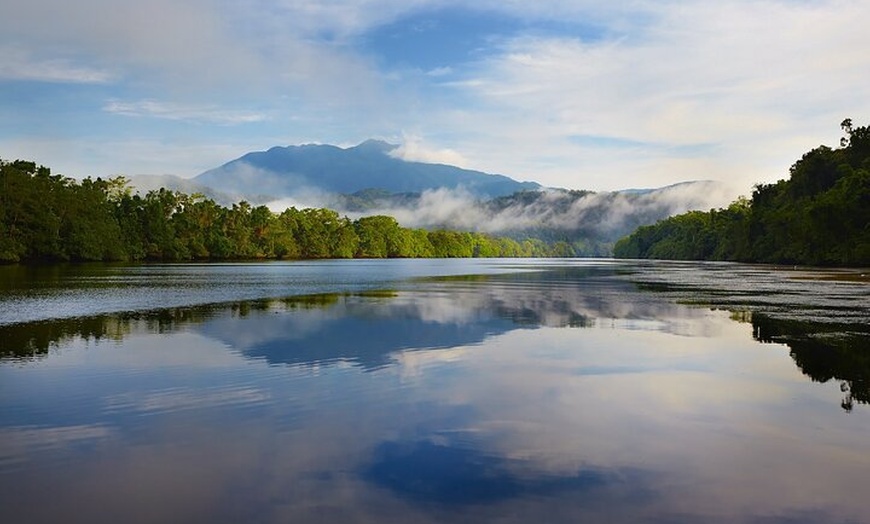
[128,171,739,247]
[265,181,739,242]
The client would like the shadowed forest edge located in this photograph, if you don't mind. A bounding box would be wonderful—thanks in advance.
[614,120,870,266]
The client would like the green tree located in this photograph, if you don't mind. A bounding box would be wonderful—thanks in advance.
[355,215,409,258]
[615,120,870,267]
[59,177,126,261]
[1,157,570,263]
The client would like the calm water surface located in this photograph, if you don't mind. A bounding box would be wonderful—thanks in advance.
[1,259,869,523]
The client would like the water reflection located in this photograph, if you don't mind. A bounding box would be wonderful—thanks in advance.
[623,261,870,413]
[750,313,870,411]
[362,439,652,507]
[0,267,725,365]
[3,267,869,413]
[199,293,516,370]
[2,262,870,523]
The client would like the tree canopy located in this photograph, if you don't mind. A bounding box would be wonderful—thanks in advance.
[0,159,567,263]
[614,120,870,266]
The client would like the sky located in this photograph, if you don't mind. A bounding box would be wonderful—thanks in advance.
[1,0,868,193]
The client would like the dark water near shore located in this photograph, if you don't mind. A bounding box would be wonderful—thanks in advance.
[1,259,869,523]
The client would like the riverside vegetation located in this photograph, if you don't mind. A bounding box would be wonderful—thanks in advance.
[614,120,870,266]
[0,161,570,263]
[7,120,866,265]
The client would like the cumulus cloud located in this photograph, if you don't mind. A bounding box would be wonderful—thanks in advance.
[2,0,868,191]
[388,135,469,166]
[435,0,870,190]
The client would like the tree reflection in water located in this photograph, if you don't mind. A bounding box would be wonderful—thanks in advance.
[750,313,870,411]
[3,266,868,412]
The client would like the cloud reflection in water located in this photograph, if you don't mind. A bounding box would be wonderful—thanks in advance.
[1,262,869,523]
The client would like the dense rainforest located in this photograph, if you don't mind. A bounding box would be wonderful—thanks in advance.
[0,160,566,263]
[614,120,870,266]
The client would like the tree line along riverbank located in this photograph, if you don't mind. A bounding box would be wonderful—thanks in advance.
[614,120,870,267]
[0,160,575,263]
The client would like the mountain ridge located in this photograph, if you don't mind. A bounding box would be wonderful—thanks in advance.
[195,140,541,198]
[124,141,737,256]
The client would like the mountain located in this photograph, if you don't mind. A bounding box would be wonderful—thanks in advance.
[194,139,540,198]
[186,139,737,256]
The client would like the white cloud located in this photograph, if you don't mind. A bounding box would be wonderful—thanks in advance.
[430,0,870,190]
[0,1,259,83]
[426,66,453,77]
[0,46,115,83]
[103,99,269,125]
[389,135,469,166]
[0,0,385,103]
[2,1,868,192]
[265,186,339,212]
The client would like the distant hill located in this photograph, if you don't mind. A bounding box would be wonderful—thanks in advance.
[195,139,540,198]
[327,181,734,255]
[484,181,732,241]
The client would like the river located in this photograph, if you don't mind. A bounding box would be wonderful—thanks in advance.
[1,259,868,523]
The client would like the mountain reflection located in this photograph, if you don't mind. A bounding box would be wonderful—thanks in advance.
[199,293,517,370]
[5,264,870,523]
[0,268,709,367]
[199,272,691,369]
[2,267,869,413]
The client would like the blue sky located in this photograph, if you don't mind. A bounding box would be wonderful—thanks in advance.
[1,0,868,192]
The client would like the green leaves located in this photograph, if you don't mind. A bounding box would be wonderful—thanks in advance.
[614,121,870,267]
[1,158,571,264]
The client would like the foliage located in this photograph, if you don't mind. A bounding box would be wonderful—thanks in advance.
[614,120,870,266]
[0,159,571,263]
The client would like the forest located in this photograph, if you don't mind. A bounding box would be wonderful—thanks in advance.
[614,120,870,266]
[0,159,566,263]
